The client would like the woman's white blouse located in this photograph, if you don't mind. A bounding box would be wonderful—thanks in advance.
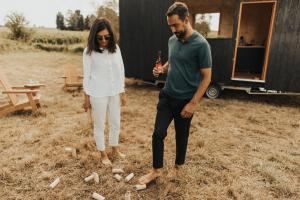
[83,45,125,97]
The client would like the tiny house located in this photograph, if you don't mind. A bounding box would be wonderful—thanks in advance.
[119,0,300,98]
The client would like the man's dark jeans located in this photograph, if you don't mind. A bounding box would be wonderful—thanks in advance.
[152,90,193,169]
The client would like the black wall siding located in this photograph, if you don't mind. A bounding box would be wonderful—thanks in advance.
[139,0,173,81]
[207,39,233,84]
[267,0,300,92]
[286,0,300,91]
[276,0,295,91]
[266,0,285,88]
[119,0,143,79]
[120,0,173,81]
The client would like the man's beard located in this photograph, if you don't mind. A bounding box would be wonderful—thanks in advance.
[175,28,187,39]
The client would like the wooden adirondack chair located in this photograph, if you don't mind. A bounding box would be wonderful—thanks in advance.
[61,68,83,91]
[0,72,45,117]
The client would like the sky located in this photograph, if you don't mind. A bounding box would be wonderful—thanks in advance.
[0,0,106,28]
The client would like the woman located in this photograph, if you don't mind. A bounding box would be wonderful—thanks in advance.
[83,18,125,166]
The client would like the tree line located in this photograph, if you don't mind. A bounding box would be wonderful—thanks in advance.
[56,6,118,32]
[56,10,91,31]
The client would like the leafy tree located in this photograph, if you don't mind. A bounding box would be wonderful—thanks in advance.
[78,14,84,31]
[104,0,119,13]
[88,14,97,27]
[195,14,212,37]
[56,12,65,30]
[66,9,82,31]
[195,21,211,37]
[96,6,119,37]
[84,15,90,30]
[5,12,33,40]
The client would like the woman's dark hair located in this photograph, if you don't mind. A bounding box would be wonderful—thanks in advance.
[86,18,117,55]
[166,2,189,21]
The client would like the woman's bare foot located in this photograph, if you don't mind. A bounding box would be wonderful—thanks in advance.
[139,169,161,185]
[112,147,126,159]
[100,151,112,166]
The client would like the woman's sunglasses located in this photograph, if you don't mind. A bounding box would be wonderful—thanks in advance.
[96,35,111,41]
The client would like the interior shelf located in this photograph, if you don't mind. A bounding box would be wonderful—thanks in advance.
[238,45,265,48]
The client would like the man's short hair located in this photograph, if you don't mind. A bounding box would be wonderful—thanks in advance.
[166,2,189,21]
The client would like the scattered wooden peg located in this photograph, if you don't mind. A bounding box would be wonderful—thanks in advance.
[134,184,147,191]
[114,174,122,182]
[124,173,134,183]
[49,177,60,189]
[112,168,124,174]
[92,192,105,200]
[84,173,95,182]
[93,172,99,183]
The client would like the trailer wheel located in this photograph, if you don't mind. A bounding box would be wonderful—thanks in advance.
[205,84,221,99]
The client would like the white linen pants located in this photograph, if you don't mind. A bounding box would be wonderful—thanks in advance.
[90,94,120,151]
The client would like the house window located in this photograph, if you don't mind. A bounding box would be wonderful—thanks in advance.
[195,13,220,38]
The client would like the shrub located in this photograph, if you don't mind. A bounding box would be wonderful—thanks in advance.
[5,12,34,41]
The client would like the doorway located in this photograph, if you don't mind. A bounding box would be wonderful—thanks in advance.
[232,1,277,82]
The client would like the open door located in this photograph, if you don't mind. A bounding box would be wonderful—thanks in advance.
[232,1,277,82]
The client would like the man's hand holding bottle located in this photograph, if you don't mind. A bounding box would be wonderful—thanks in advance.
[153,50,168,77]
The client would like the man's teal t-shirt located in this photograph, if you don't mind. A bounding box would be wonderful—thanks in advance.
[163,31,212,99]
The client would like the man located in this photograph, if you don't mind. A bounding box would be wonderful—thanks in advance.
[139,2,212,184]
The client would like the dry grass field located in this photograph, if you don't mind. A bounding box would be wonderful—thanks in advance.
[0,51,299,200]
[0,27,87,53]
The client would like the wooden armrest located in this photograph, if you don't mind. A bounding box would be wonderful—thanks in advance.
[3,90,39,94]
[11,86,27,89]
[11,83,45,89]
[24,83,45,87]
[61,76,83,78]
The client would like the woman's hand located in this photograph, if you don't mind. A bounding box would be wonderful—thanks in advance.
[83,100,91,112]
[83,94,91,112]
